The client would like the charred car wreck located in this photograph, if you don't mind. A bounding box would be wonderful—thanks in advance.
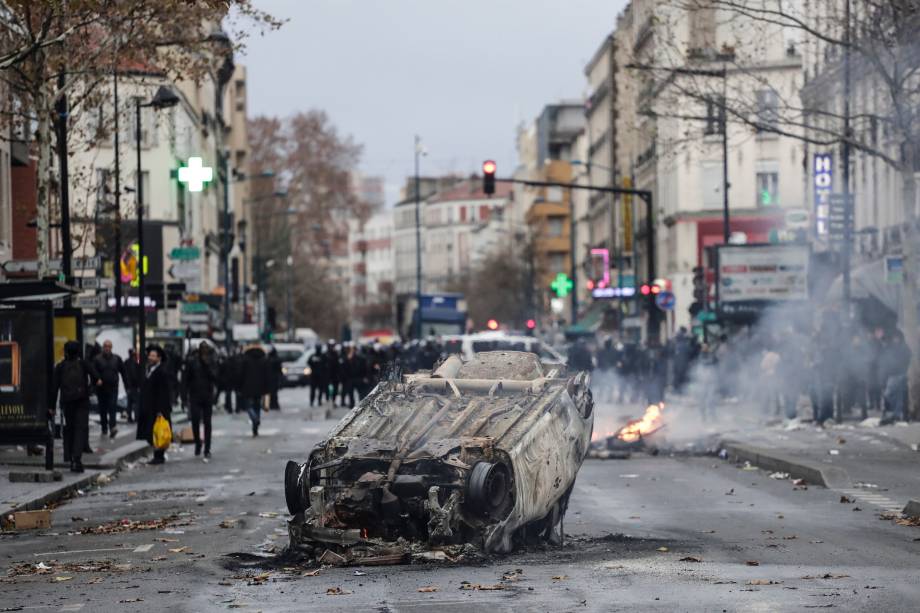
[284,351,593,564]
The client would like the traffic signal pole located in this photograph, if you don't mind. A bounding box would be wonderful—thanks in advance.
[493,176,659,341]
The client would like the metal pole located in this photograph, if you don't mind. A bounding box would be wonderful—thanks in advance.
[414,135,422,340]
[241,226,248,322]
[55,74,72,283]
[286,257,293,339]
[721,68,730,243]
[113,70,122,311]
[569,187,578,325]
[221,153,231,352]
[644,193,659,341]
[135,100,146,359]
[842,0,852,306]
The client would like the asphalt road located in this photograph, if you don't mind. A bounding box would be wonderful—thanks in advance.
[3,389,920,612]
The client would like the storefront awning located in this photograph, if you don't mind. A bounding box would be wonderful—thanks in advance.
[0,280,78,302]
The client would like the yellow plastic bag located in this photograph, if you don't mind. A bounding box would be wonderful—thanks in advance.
[152,415,172,450]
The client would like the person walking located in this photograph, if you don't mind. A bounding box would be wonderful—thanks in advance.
[92,340,126,438]
[308,345,327,407]
[124,348,142,423]
[51,341,97,473]
[267,347,282,411]
[182,343,219,458]
[239,344,270,437]
[137,345,172,465]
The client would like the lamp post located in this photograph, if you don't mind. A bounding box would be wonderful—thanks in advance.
[414,135,424,340]
[134,86,180,360]
[237,218,248,321]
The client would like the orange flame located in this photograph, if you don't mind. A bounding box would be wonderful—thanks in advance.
[616,403,665,443]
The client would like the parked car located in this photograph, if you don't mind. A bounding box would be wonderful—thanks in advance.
[284,351,593,563]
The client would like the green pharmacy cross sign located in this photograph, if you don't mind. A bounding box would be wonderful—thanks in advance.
[178,156,213,192]
[551,272,574,298]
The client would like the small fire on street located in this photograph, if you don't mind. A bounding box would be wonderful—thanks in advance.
[616,403,665,443]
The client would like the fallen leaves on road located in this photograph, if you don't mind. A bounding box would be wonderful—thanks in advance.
[417,586,439,593]
[460,582,504,591]
[154,537,178,543]
[552,575,568,581]
[247,572,271,586]
[326,587,351,595]
[878,512,920,526]
[748,579,782,585]
[840,496,854,504]
[783,535,798,540]
[151,556,167,562]
[219,519,239,529]
[118,599,143,603]
[745,560,760,566]
[802,573,850,580]
[302,569,321,577]
[53,576,72,582]
[679,556,702,563]
[7,560,137,577]
[80,514,183,535]
[167,547,188,554]
[501,569,524,582]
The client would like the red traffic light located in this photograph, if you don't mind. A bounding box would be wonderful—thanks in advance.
[482,160,497,175]
[526,318,536,330]
[640,284,651,296]
[486,318,499,330]
[651,285,661,294]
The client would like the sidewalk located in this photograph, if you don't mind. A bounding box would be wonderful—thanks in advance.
[720,420,920,516]
[1,412,189,519]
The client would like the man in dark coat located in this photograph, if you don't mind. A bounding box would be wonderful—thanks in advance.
[239,344,270,436]
[182,343,218,458]
[124,348,142,423]
[51,341,97,473]
[138,345,172,465]
[308,345,326,407]
[267,348,282,410]
[92,339,126,438]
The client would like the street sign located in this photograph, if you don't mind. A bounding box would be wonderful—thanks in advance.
[75,277,101,290]
[169,246,201,261]
[73,294,104,310]
[2,256,100,274]
[181,301,209,314]
[168,261,201,280]
[180,313,210,323]
[655,290,676,311]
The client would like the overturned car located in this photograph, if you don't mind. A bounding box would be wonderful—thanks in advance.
[284,351,593,563]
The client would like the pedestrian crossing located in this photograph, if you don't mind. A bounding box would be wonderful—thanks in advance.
[836,487,904,513]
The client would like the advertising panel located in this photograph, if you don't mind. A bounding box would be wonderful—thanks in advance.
[717,244,810,318]
[0,304,53,435]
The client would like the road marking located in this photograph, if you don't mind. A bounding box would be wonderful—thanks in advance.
[133,543,154,552]
[34,547,128,557]
[60,605,85,612]
[837,488,903,513]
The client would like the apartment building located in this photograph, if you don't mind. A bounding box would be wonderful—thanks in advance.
[348,209,395,337]
[609,0,805,332]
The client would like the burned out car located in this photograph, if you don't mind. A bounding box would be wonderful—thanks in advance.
[284,351,593,563]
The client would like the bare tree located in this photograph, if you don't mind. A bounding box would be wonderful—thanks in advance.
[0,0,280,275]
[247,111,366,338]
[632,0,920,418]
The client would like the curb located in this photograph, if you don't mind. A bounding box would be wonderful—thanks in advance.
[719,439,852,489]
[903,500,920,519]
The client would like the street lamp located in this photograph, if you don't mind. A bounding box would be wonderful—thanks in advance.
[414,135,426,340]
[135,85,179,361]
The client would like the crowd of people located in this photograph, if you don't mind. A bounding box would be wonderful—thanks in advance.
[581,315,912,426]
[50,316,911,473]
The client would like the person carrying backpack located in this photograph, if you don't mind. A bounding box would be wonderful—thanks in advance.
[51,341,97,473]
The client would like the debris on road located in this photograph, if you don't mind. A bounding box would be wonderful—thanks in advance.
[680,556,702,562]
[745,560,760,566]
[79,514,186,535]
[326,587,351,595]
[417,586,439,592]
[459,582,505,591]
[769,472,790,480]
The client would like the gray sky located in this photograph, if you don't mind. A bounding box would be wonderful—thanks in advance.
[242,0,628,205]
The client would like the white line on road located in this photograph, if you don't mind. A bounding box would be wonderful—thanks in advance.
[33,547,128,557]
[133,543,154,552]
[60,604,85,611]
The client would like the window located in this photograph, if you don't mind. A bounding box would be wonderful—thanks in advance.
[547,216,566,237]
[701,161,722,209]
[756,171,779,206]
[756,90,779,132]
[549,252,567,273]
[704,97,724,136]
[95,168,115,218]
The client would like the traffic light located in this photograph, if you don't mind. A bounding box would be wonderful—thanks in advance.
[692,267,707,305]
[526,318,536,330]
[486,319,499,330]
[640,283,651,296]
[482,160,496,195]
